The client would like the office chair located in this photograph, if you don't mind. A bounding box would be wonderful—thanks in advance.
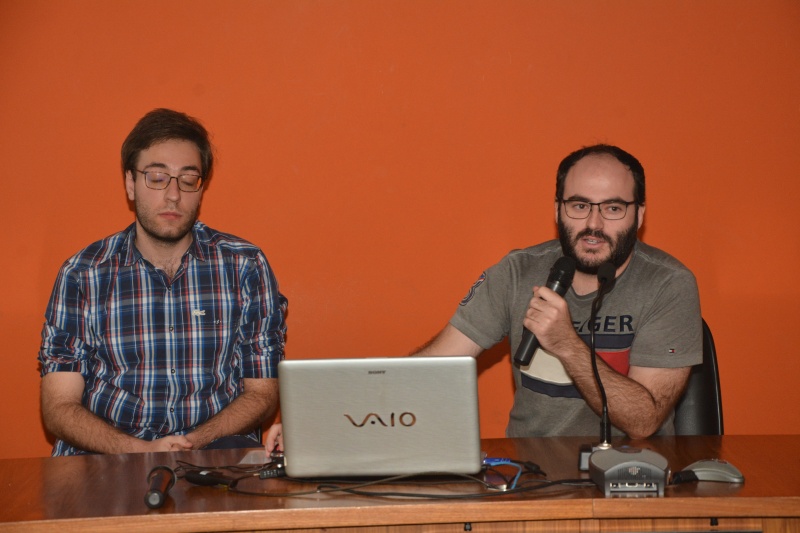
[674,318,724,435]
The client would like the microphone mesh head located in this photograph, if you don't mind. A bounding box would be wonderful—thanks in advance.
[552,256,576,281]
[597,262,616,285]
[548,257,576,296]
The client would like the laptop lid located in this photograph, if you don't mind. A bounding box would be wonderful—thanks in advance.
[278,356,482,477]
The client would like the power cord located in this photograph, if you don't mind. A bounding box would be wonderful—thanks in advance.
[173,457,593,500]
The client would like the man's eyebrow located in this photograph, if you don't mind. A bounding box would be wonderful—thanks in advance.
[563,195,591,202]
[141,162,202,173]
[141,162,168,170]
[563,195,631,203]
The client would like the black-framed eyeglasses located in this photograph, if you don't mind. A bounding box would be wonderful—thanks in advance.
[135,170,203,192]
[558,198,637,220]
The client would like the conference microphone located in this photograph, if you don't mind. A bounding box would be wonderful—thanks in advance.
[144,465,176,509]
[513,256,576,367]
[585,262,669,497]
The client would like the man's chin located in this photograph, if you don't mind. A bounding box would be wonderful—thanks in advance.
[142,224,193,245]
[156,234,189,244]
[156,230,192,244]
[574,252,611,274]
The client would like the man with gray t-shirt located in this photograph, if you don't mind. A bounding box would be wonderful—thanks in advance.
[414,144,702,440]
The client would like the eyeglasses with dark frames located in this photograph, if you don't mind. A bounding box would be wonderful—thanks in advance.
[558,198,637,220]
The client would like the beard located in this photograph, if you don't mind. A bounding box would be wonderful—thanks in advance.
[134,201,199,245]
[558,210,639,275]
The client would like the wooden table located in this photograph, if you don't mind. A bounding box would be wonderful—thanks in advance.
[1,435,799,532]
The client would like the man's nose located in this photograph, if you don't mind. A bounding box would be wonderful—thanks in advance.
[585,204,604,229]
[164,178,182,200]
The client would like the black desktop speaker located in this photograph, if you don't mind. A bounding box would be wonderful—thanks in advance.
[588,447,669,497]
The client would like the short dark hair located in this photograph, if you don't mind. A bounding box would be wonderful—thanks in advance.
[555,144,645,205]
[121,108,214,183]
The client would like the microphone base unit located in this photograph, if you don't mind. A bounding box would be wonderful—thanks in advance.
[578,441,613,471]
[588,447,669,498]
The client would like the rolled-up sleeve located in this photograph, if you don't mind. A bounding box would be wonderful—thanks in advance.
[236,253,287,379]
[39,264,92,376]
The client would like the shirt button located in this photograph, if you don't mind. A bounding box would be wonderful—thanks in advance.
[171,368,176,374]
[170,408,175,413]
[169,326,174,332]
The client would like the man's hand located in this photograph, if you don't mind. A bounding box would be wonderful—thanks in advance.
[146,435,194,452]
[523,285,582,357]
[264,423,283,453]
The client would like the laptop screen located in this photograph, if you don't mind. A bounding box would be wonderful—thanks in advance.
[278,356,482,477]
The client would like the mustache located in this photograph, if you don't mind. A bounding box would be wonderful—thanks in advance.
[575,228,613,242]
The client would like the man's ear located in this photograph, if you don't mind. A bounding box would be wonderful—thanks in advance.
[125,170,135,201]
[636,204,646,230]
[554,200,560,224]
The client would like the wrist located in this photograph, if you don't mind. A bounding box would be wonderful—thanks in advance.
[549,333,589,363]
[185,430,209,449]
[110,432,146,454]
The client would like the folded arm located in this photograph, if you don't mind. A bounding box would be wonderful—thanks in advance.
[41,372,192,453]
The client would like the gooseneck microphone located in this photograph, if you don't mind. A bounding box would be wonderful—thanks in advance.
[144,465,176,509]
[589,262,617,448]
[586,262,670,497]
[513,256,576,367]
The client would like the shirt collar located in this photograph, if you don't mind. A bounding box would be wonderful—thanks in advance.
[120,221,209,266]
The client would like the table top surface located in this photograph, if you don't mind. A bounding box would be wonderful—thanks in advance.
[1,434,799,532]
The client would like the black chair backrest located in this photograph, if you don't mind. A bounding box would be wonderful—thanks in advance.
[674,318,724,435]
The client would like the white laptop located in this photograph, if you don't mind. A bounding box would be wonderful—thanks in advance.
[277,356,483,478]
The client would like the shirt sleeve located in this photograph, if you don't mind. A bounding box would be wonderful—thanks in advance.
[449,258,514,350]
[236,252,288,379]
[38,263,92,376]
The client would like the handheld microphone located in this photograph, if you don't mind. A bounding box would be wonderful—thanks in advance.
[144,465,176,509]
[513,256,576,367]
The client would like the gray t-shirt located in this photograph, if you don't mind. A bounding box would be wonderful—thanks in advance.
[450,240,702,437]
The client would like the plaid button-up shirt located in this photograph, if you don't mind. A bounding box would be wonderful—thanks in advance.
[39,221,287,455]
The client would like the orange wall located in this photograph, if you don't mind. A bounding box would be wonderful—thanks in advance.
[1,1,798,459]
